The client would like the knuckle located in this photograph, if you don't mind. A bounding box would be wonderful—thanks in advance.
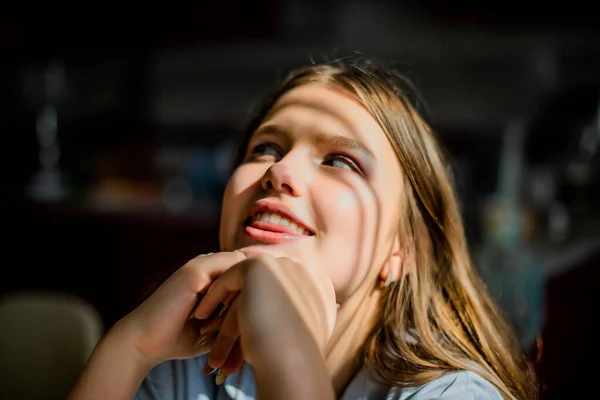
[231,249,248,262]
[182,255,205,269]
[189,252,213,263]
[179,261,210,287]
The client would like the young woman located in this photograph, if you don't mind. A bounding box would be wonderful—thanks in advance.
[67,56,537,400]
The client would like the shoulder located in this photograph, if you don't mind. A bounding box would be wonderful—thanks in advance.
[389,370,504,400]
[135,357,502,400]
[342,367,504,400]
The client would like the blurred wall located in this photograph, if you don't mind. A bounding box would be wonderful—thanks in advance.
[1,3,599,398]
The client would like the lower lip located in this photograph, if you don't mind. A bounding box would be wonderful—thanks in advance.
[243,224,309,244]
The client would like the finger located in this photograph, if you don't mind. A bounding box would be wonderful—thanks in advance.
[181,251,245,322]
[198,315,224,336]
[190,291,237,321]
[222,291,239,312]
[206,297,241,369]
[219,339,245,376]
[184,250,247,293]
[194,261,246,320]
[198,293,239,335]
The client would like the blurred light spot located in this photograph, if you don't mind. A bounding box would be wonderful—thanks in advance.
[162,176,194,212]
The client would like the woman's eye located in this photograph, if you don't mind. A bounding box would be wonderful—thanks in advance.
[323,155,360,173]
[251,142,282,159]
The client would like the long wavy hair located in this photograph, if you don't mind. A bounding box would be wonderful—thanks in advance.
[231,55,538,400]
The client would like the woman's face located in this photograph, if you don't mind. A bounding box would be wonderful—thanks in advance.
[219,83,404,302]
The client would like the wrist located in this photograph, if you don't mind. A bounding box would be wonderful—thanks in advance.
[66,320,155,400]
[252,328,334,400]
[108,317,160,373]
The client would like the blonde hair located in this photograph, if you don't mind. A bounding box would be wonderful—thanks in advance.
[233,55,538,400]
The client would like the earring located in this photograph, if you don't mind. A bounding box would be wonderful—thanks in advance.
[384,274,394,288]
[380,272,395,288]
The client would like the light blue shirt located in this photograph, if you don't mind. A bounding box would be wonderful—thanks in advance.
[135,354,504,399]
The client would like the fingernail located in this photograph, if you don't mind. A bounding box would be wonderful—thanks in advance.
[195,333,209,348]
[215,371,227,385]
[218,302,230,317]
[203,362,218,376]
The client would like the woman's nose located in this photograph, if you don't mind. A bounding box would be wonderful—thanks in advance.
[260,156,308,197]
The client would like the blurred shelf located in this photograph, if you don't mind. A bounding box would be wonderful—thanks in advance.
[534,227,600,277]
[1,196,222,330]
[6,197,221,230]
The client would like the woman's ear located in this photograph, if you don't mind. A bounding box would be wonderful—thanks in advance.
[379,233,412,288]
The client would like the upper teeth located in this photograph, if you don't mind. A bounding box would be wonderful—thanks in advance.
[252,212,311,235]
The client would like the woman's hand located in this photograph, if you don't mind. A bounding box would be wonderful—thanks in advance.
[67,251,250,400]
[192,253,337,378]
[118,250,248,368]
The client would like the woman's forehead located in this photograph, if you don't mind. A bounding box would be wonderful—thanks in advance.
[262,84,393,155]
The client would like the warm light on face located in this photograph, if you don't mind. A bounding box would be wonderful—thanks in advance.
[219,83,404,302]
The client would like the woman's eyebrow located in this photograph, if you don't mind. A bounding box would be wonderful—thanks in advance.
[253,124,290,140]
[254,124,375,162]
[315,132,376,162]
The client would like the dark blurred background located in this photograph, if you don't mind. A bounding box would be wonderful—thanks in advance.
[1,2,599,399]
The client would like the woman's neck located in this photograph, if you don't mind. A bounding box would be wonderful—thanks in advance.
[324,286,383,397]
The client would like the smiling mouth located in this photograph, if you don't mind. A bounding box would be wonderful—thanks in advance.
[243,212,314,243]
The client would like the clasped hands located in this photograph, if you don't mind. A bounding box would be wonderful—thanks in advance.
[124,250,337,383]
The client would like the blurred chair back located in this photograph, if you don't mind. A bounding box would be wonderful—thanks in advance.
[0,290,103,400]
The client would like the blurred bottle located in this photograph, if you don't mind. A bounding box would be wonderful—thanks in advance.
[26,62,70,202]
[27,105,68,202]
[477,119,546,351]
